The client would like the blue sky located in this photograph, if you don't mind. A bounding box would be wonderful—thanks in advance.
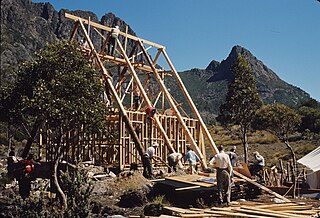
[34,0,320,101]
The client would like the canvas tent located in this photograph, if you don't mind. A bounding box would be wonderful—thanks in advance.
[297,146,320,189]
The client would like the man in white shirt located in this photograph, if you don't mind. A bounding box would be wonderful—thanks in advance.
[167,152,183,173]
[251,151,265,180]
[142,142,158,179]
[210,145,233,206]
[108,25,120,56]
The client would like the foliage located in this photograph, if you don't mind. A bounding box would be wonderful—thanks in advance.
[298,99,320,134]
[217,54,262,127]
[61,169,93,218]
[217,54,262,163]
[253,103,301,141]
[13,183,60,218]
[11,168,93,218]
[1,41,108,134]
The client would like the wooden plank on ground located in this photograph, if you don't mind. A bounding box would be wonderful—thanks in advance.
[163,206,200,214]
[254,202,300,209]
[233,208,297,218]
[175,186,201,191]
[205,209,271,218]
[267,205,313,211]
[282,210,320,215]
[165,175,215,188]
[240,205,306,218]
[233,171,291,202]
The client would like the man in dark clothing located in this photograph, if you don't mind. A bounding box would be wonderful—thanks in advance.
[142,142,159,179]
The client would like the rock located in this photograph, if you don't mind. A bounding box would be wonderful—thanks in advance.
[117,189,147,208]
[144,203,164,216]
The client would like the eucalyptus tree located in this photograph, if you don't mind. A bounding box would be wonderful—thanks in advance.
[253,103,301,197]
[217,54,262,164]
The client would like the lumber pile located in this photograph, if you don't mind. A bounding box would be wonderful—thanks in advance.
[162,201,320,217]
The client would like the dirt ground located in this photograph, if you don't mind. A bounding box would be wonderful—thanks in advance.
[1,157,319,218]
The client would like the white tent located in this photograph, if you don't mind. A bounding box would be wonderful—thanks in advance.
[297,146,320,189]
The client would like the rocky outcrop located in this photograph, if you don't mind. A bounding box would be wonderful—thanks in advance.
[172,45,311,117]
[0,0,137,85]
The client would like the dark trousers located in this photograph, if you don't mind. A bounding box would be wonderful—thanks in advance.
[217,168,231,204]
[19,175,31,199]
[134,95,141,110]
[167,156,178,173]
[108,36,117,56]
[142,154,153,179]
[250,164,264,180]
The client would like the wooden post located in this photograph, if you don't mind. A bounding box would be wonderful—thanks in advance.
[161,48,219,155]
[138,40,207,169]
[77,19,146,159]
[234,171,291,202]
[115,37,176,154]
[279,159,284,186]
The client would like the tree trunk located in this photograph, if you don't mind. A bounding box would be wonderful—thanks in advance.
[242,126,249,164]
[284,140,297,198]
[53,131,67,209]
[21,118,43,158]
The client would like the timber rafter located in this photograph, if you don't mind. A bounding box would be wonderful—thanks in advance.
[62,12,219,170]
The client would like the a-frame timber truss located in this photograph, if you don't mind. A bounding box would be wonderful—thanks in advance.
[40,13,219,171]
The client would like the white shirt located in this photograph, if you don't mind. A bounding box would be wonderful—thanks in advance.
[111,27,120,38]
[210,151,233,174]
[145,146,155,158]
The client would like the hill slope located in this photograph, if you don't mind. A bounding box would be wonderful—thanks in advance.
[1,0,312,120]
[170,45,311,118]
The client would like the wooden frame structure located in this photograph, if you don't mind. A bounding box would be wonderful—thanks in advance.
[40,13,219,170]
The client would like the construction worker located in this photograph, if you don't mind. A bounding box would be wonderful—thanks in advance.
[185,146,199,174]
[133,85,141,110]
[250,151,265,180]
[211,145,233,206]
[226,146,238,167]
[108,25,120,56]
[142,142,159,179]
[18,153,35,199]
[167,152,183,173]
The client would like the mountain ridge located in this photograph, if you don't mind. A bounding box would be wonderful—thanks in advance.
[0,0,313,120]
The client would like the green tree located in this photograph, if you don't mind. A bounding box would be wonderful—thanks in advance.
[298,99,320,134]
[217,54,262,163]
[0,42,108,158]
[1,42,109,208]
[253,103,301,197]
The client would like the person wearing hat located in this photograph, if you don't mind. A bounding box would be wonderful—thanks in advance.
[142,142,159,179]
[108,25,120,56]
[251,151,265,180]
[211,145,233,206]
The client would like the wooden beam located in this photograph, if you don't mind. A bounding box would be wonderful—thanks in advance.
[138,40,208,169]
[115,37,176,154]
[175,186,201,191]
[161,48,219,155]
[233,171,291,202]
[70,21,79,41]
[65,12,165,49]
[237,206,305,218]
[77,19,145,159]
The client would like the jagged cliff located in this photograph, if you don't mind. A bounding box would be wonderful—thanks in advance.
[1,0,312,120]
[171,45,311,118]
[0,0,137,84]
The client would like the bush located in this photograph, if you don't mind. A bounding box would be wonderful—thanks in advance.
[61,169,93,218]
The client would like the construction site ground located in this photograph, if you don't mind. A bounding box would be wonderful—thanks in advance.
[1,156,320,217]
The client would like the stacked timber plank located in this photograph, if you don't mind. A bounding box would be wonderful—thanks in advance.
[162,201,320,217]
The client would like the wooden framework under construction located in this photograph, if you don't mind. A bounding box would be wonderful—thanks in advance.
[38,13,219,170]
